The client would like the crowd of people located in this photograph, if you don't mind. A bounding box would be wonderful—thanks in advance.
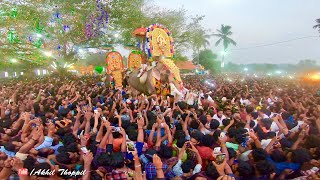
[0,73,319,180]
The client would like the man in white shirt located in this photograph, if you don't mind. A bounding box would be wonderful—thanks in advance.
[212,109,226,126]
[186,91,198,106]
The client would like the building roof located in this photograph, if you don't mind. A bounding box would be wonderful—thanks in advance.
[175,61,196,70]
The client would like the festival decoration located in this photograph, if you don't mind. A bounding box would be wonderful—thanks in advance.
[11,8,18,18]
[133,27,147,37]
[160,58,182,83]
[145,24,175,59]
[128,50,143,69]
[7,31,17,43]
[133,26,147,51]
[78,65,94,75]
[106,51,124,88]
[85,0,109,38]
[94,66,105,74]
[34,39,43,48]
[63,25,70,32]
[34,19,45,33]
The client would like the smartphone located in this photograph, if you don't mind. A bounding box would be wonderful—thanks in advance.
[213,147,221,154]
[169,123,174,129]
[112,126,121,132]
[137,113,142,119]
[126,141,136,152]
[160,123,164,127]
[177,114,181,119]
[215,153,226,164]
[94,109,98,114]
[80,147,89,154]
[186,142,191,148]
[220,132,226,138]
[157,113,163,120]
[31,123,37,128]
[78,130,84,139]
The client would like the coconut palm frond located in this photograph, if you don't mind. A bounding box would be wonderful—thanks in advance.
[313,18,320,29]
[228,38,237,46]
[215,38,222,46]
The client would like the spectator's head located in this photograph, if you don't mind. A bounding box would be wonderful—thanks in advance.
[190,130,202,145]
[251,148,267,162]
[289,149,311,164]
[237,160,254,177]
[158,144,173,159]
[181,160,195,174]
[190,119,200,129]
[210,119,220,130]
[201,134,215,147]
[109,152,125,168]
[255,160,275,176]
[217,108,223,117]
[270,149,286,162]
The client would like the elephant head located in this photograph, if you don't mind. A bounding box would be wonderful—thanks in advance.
[128,59,183,95]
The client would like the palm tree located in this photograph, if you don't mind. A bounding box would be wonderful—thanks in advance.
[213,24,236,68]
[314,18,320,33]
[192,29,211,65]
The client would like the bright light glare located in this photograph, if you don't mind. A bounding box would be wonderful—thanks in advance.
[63,63,68,68]
[36,69,41,76]
[13,72,17,77]
[20,72,24,75]
[244,68,248,71]
[267,73,272,76]
[4,72,8,77]
[43,70,47,75]
[11,59,17,63]
[288,76,293,79]
[221,51,227,55]
[311,74,320,80]
[36,33,42,38]
[254,74,258,78]
[44,51,52,57]
[276,70,282,74]
[114,33,119,38]
[67,63,74,68]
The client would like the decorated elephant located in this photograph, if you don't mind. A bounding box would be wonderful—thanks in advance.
[128,58,183,95]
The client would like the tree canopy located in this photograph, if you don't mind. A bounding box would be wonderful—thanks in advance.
[193,49,220,73]
[0,0,209,69]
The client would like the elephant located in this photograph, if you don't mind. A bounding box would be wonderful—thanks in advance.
[128,59,183,96]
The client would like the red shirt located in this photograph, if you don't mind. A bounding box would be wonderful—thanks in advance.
[196,146,214,170]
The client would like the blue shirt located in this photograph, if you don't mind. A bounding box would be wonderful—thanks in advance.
[267,157,300,174]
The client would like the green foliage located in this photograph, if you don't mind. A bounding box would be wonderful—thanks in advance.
[314,18,320,33]
[213,24,236,51]
[193,49,220,73]
[0,0,209,68]
[174,52,188,62]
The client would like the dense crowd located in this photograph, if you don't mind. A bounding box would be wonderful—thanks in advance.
[0,73,319,180]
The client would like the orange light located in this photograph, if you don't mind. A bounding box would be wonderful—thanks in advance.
[310,74,320,80]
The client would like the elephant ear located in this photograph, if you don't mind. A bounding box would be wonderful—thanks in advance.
[152,68,161,81]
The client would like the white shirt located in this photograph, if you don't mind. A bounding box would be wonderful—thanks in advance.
[170,83,183,100]
[186,92,197,105]
[213,114,226,126]
[240,98,251,106]
[270,121,279,132]
[173,160,202,177]
[261,139,272,149]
